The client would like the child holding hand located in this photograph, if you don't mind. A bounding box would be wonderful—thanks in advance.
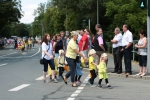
[88,49,97,87]
[97,53,112,89]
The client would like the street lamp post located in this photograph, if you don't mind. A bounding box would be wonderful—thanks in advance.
[97,0,99,24]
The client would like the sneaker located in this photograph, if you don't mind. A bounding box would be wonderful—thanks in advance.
[97,84,102,88]
[88,79,91,85]
[107,85,113,89]
[90,84,96,87]
[52,78,58,83]
[43,80,46,83]
[78,80,82,83]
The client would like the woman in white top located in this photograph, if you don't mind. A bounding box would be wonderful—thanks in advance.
[135,29,147,76]
[42,33,58,83]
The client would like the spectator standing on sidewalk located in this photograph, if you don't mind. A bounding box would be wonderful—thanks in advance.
[111,27,123,74]
[135,29,147,76]
[121,24,133,75]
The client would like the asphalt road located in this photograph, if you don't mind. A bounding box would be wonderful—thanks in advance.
[0,44,150,100]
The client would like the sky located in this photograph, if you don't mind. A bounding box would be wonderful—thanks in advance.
[20,0,47,24]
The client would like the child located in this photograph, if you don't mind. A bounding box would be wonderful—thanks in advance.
[88,49,97,87]
[58,49,65,79]
[75,55,83,84]
[97,53,112,89]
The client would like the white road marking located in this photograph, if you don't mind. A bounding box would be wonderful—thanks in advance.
[71,94,78,97]
[8,84,30,91]
[0,46,41,58]
[0,52,16,57]
[35,75,49,80]
[0,63,7,67]
[67,75,90,100]
[22,52,27,55]
[74,90,82,94]
[67,98,74,100]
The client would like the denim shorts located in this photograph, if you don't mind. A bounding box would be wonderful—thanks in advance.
[138,55,147,67]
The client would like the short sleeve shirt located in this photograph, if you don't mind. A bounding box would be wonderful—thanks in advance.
[66,39,78,59]
[97,36,103,45]
[122,30,133,46]
[89,56,96,70]
[42,42,53,60]
[78,34,88,51]
[112,33,122,48]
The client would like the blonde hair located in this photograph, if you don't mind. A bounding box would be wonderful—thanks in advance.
[58,49,64,57]
[88,49,96,57]
[115,27,120,33]
[100,53,107,63]
[70,31,79,37]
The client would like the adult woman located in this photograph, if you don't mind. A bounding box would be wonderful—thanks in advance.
[53,34,64,61]
[85,29,93,50]
[42,33,58,83]
[64,31,86,87]
[135,29,147,76]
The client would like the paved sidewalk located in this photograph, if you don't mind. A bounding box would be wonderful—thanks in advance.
[83,54,150,80]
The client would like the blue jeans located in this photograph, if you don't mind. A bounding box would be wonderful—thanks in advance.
[76,62,83,76]
[65,57,76,82]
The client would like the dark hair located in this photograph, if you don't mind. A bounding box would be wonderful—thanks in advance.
[139,29,146,36]
[96,24,101,28]
[124,24,129,30]
[85,29,93,41]
[42,33,50,45]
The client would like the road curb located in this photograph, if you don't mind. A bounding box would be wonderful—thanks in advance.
[82,68,150,80]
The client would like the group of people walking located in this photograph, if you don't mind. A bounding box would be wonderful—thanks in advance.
[41,23,147,88]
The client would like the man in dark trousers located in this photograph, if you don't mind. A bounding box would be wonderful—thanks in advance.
[121,24,133,75]
[111,27,123,74]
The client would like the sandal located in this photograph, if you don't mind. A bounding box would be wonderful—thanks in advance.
[136,73,142,76]
[63,77,67,84]
[140,73,146,76]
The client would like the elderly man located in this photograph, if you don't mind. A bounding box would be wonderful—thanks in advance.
[121,24,133,75]
[111,27,123,74]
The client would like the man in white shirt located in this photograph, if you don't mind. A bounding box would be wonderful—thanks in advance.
[121,24,133,75]
[111,27,123,74]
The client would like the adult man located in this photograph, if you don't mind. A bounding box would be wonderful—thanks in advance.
[111,27,123,74]
[60,31,66,51]
[78,29,89,57]
[94,28,106,65]
[121,24,133,75]
[95,24,101,31]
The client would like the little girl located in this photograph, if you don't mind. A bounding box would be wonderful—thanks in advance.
[97,53,112,89]
[88,49,97,87]
[58,49,65,79]
[75,55,83,84]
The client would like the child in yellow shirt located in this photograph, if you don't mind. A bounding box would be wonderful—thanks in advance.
[97,53,112,89]
[88,49,97,87]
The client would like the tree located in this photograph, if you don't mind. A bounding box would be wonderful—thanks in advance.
[0,0,23,36]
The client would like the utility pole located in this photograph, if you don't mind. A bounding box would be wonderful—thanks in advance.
[147,0,150,73]
[97,0,99,24]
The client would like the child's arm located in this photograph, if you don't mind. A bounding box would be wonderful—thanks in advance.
[91,62,97,67]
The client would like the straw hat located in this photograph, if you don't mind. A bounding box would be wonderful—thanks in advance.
[59,49,64,55]
[88,49,96,56]
[70,31,79,36]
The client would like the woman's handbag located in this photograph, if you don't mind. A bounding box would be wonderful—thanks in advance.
[40,44,50,65]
